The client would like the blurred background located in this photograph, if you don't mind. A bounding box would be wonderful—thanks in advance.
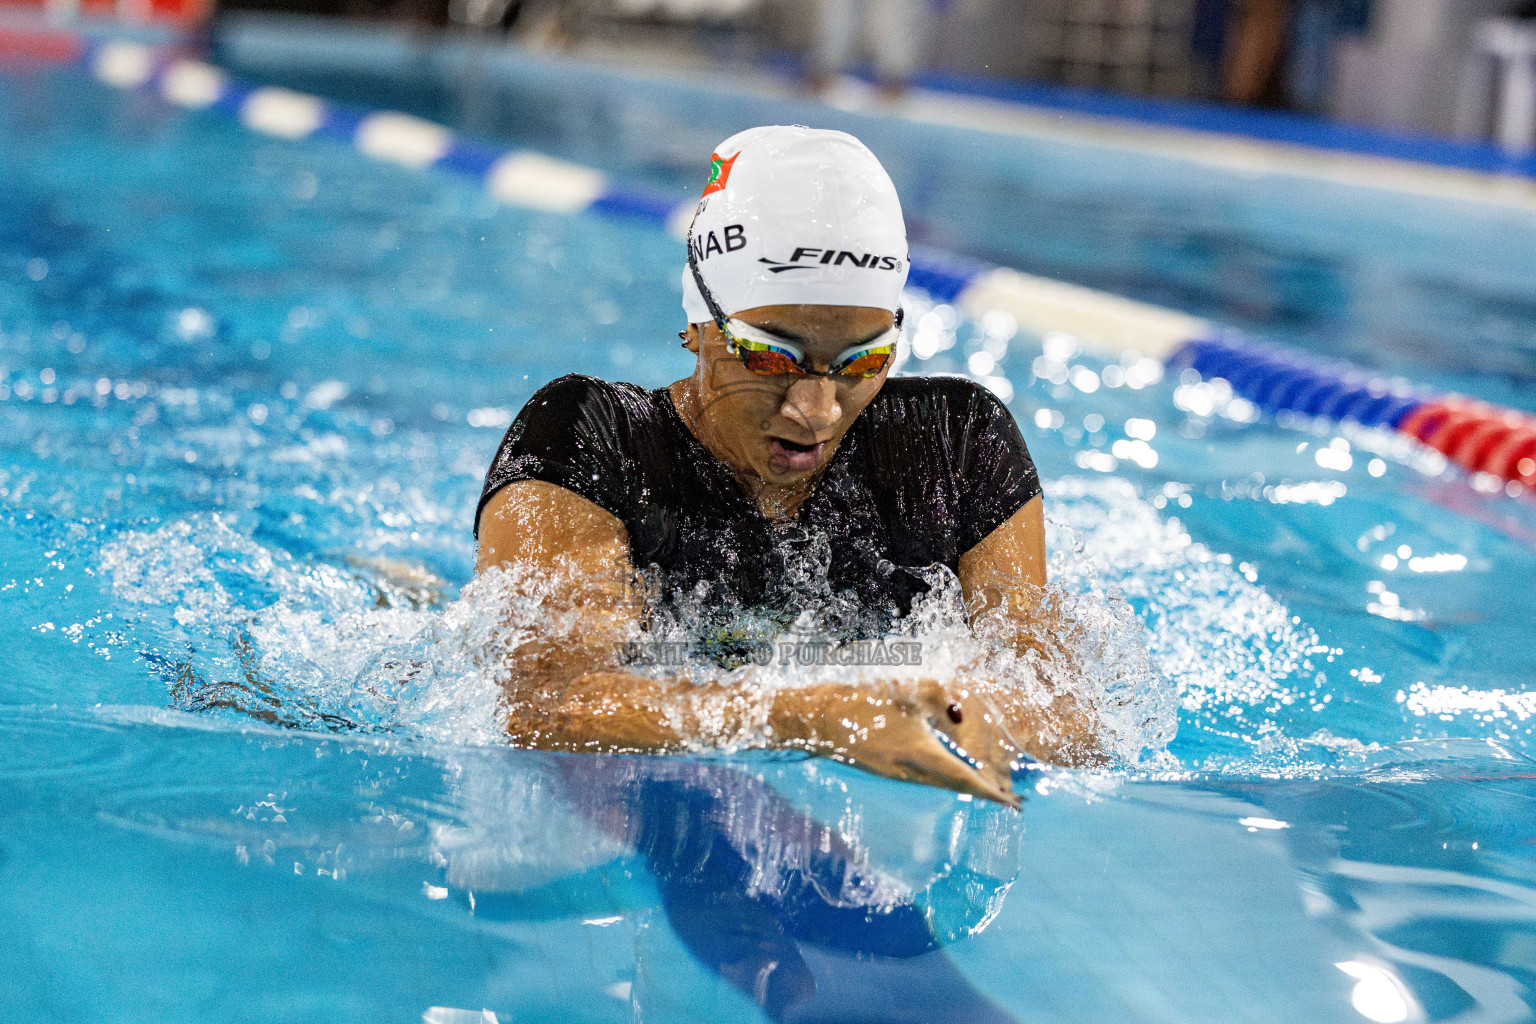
[9,0,1536,150]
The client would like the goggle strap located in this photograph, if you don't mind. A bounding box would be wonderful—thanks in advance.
[686,234,730,328]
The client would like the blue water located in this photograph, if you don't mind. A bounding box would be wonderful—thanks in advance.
[3,50,1536,1024]
[214,21,1536,413]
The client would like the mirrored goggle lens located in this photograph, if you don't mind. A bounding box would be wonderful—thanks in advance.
[733,338,807,375]
[726,319,897,378]
[832,346,894,378]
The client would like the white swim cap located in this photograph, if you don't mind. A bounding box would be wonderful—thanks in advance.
[681,125,909,323]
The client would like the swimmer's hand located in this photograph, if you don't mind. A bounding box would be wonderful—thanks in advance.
[505,671,1021,806]
[773,681,1022,808]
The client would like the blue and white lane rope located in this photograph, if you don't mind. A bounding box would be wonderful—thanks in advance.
[89,40,1207,358]
[87,40,1536,491]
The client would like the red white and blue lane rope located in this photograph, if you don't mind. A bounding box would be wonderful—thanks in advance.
[44,39,1536,493]
[1167,336,1536,487]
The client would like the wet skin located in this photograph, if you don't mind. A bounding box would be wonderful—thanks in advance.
[477,304,1100,805]
[670,305,895,519]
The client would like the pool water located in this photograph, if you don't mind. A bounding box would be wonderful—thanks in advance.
[3,52,1536,1024]
[215,23,1536,413]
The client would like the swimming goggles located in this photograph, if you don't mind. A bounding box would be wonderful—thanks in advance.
[687,243,902,380]
[723,318,897,378]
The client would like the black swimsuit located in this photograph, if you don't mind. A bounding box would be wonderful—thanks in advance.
[477,373,1041,647]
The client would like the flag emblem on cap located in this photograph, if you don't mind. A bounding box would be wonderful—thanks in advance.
[702,152,737,197]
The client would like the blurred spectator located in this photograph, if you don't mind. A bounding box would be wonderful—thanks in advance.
[1222,0,1289,103]
[805,0,924,100]
[1195,0,1371,108]
[1286,0,1369,110]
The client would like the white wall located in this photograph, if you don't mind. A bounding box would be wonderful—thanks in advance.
[1332,0,1518,135]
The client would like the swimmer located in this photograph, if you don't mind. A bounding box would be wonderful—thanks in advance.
[475,126,1098,806]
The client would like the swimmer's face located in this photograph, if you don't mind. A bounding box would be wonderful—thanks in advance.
[682,304,894,487]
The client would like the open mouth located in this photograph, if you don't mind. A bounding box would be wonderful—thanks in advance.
[767,436,825,472]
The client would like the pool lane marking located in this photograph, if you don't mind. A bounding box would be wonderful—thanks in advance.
[953,267,1206,362]
[93,35,155,88]
[355,112,453,169]
[487,152,608,213]
[239,86,325,140]
[85,40,1536,494]
[159,58,224,108]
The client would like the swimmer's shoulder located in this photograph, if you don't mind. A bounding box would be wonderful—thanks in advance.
[865,376,1039,532]
[866,374,1018,431]
[513,374,683,446]
[522,373,666,422]
[480,375,676,534]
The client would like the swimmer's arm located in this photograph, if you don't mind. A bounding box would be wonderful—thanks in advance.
[958,496,1104,766]
[477,480,647,687]
[508,670,1019,806]
[477,482,1018,804]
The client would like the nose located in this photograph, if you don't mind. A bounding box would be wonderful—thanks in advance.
[778,377,842,437]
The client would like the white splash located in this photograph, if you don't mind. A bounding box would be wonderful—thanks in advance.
[93,478,1328,774]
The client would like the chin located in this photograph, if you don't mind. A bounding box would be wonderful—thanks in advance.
[769,466,816,485]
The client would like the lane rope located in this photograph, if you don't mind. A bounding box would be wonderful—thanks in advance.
[70,38,1536,493]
